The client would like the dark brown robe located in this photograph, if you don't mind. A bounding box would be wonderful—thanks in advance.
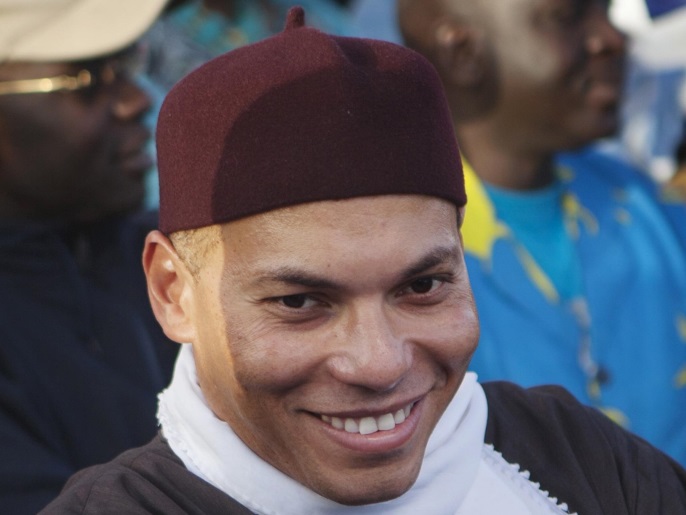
[40,382,686,514]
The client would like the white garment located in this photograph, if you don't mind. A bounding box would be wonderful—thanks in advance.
[158,345,573,514]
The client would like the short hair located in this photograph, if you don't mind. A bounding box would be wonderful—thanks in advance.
[169,225,222,278]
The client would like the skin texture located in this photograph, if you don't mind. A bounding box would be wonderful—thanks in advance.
[144,195,479,505]
[0,54,152,222]
[398,0,626,189]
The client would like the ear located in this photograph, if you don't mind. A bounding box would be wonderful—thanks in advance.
[433,18,488,87]
[142,230,197,344]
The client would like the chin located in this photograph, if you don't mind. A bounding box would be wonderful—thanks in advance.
[326,481,416,507]
[560,108,620,150]
[311,462,422,507]
[595,120,620,141]
[563,124,620,152]
[589,109,621,140]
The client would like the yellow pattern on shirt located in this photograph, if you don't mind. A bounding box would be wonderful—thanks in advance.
[461,162,559,303]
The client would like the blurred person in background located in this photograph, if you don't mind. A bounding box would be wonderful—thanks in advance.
[398,0,686,466]
[350,0,686,197]
[0,0,175,512]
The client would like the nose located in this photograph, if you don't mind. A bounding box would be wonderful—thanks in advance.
[111,77,153,121]
[586,4,627,56]
[327,302,412,392]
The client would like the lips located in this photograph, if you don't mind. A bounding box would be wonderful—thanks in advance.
[117,127,154,176]
[119,148,154,177]
[320,402,415,435]
[583,60,625,108]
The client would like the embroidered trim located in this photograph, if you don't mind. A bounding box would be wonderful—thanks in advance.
[482,445,577,515]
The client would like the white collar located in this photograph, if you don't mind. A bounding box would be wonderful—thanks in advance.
[158,345,573,514]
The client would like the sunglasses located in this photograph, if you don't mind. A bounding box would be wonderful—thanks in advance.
[0,45,148,96]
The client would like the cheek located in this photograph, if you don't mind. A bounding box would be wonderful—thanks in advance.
[445,297,479,366]
[220,310,325,392]
[12,98,102,151]
[2,105,109,200]
[197,317,322,450]
[500,31,579,92]
[60,114,111,173]
[420,288,480,372]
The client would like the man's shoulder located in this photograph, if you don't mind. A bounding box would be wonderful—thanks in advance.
[482,381,605,449]
[557,146,686,241]
[40,435,251,515]
[482,381,686,514]
[39,436,177,514]
[483,379,673,451]
[556,146,654,191]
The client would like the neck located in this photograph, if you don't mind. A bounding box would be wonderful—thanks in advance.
[455,124,557,191]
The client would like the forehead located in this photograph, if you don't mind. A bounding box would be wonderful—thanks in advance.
[214,195,461,274]
[224,194,457,237]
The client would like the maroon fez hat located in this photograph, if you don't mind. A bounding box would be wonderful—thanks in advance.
[156,6,466,234]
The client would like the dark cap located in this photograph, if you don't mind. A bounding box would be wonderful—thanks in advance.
[156,7,465,233]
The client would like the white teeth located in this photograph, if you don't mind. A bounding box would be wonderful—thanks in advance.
[377,413,395,430]
[344,418,359,433]
[359,417,378,435]
[322,402,414,434]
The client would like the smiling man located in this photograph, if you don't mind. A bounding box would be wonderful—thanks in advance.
[41,7,686,514]
[155,195,478,508]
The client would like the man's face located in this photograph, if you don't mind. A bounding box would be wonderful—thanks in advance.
[480,0,626,151]
[0,51,152,222]
[187,195,479,505]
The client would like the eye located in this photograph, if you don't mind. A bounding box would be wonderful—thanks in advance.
[278,294,316,309]
[71,64,104,101]
[397,276,448,299]
[409,277,438,294]
[263,292,331,324]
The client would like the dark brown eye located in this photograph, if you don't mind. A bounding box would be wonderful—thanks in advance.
[409,278,435,294]
[281,294,308,308]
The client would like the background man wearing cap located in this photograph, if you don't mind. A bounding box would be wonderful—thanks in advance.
[397,0,686,466]
[0,1,175,512]
[42,8,686,514]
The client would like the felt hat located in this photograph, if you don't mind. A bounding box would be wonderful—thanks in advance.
[0,0,168,62]
[157,7,465,233]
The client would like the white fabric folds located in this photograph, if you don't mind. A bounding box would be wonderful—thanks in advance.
[158,344,573,514]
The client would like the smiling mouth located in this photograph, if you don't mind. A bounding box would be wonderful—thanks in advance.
[320,402,415,435]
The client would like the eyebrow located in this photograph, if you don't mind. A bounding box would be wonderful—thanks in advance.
[250,245,461,291]
[401,245,460,278]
